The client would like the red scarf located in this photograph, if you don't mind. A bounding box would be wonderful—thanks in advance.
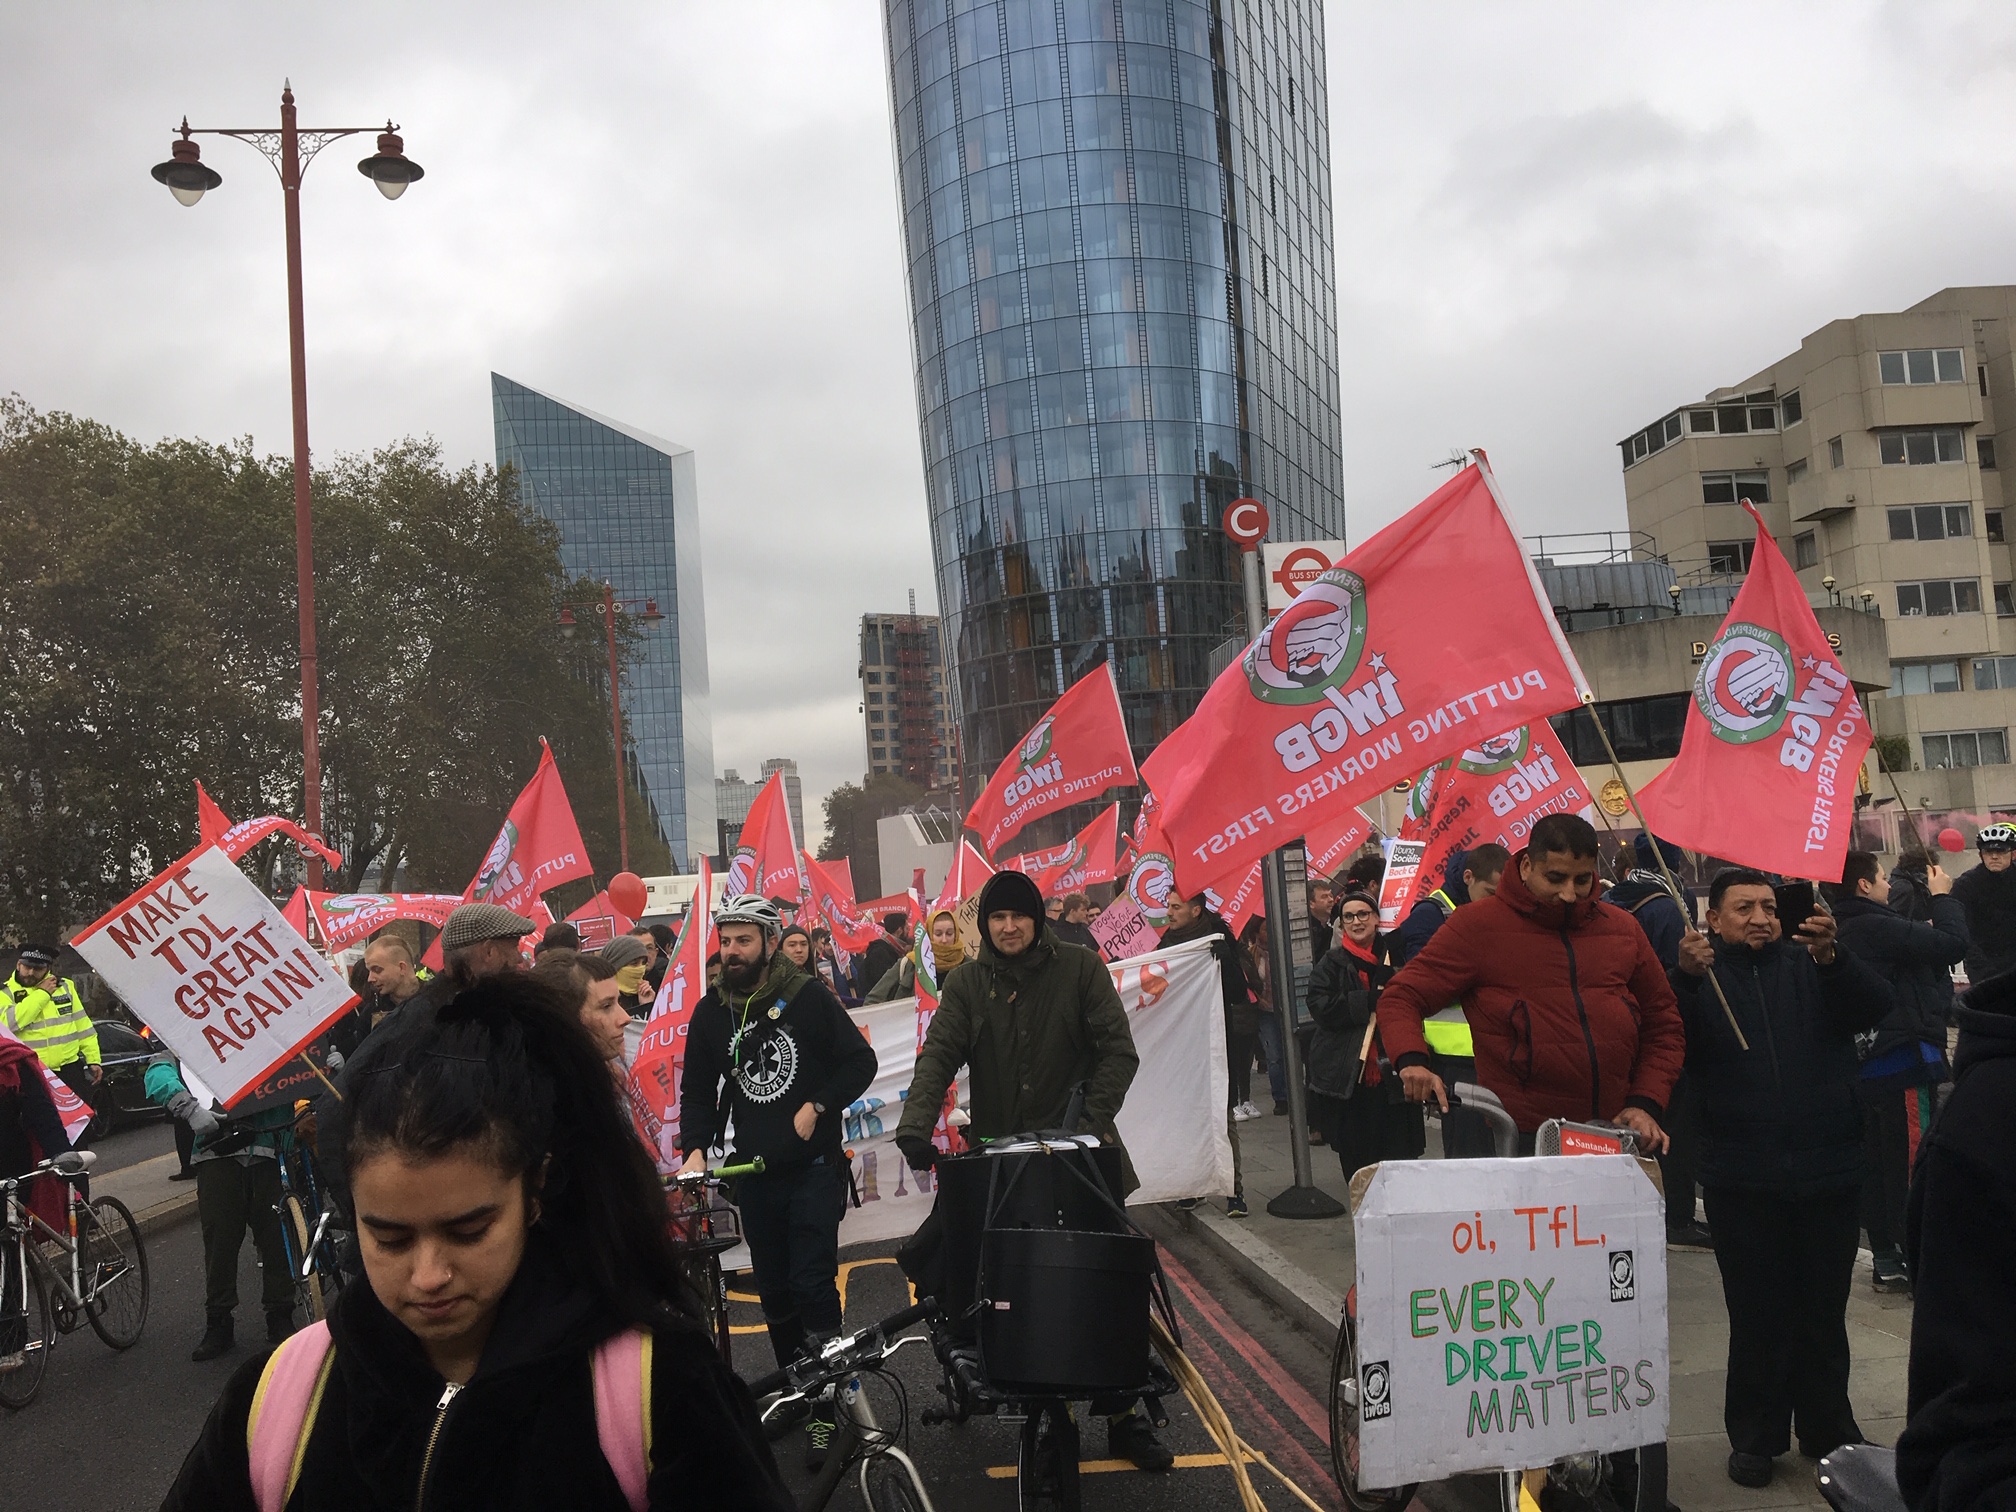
[1340,934,1379,966]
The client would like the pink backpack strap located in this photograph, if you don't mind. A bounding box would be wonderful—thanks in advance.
[246,1320,335,1512]
[591,1327,653,1512]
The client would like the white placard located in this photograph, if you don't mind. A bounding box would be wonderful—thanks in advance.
[73,846,357,1108]
[1352,1156,1668,1485]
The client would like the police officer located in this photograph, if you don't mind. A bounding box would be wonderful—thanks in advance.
[3,945,101,1109]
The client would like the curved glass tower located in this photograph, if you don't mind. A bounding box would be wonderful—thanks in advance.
[881,0,1345,815]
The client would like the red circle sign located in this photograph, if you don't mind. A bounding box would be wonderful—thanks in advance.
[1222,497,1269,549]
[1270,544,1337,599]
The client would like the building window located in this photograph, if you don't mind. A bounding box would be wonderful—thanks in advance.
[1701,470,1771,505]
[1829,435,1845,468]
[871,747,887,760]
[1879,348,1967,386]
[1887,504,1973,541]
[1688,409,1716,435]
[1999,582,2016,618]
[1896,579,1982,616]
[1982,364,1991,398]
[1781,389,1803,426]
[1974,656,2016,690]
[1890,661,1962,696]
[1708,540,1755,573]
[1787,458,1808,484]
[1551,694,1690,764]
[1923,729,2010,769]
[1878,428,1966,465]
[1981,436,1998,470]
[1990,510,2005,543]
[1794,531,1819,570]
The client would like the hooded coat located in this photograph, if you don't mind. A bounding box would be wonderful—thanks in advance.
[160,1232,790,1512]
[1393,847,1473,965]
[1897,970,2016,1512]
[1830,891,1966,1071]
[1375,855,1686,1133]
[1952,860,2016,986]
[895,870,1139,1169]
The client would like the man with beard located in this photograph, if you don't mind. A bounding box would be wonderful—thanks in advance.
[678,893,877,1472]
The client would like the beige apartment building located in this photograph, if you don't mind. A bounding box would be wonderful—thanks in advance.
[1618,286,2016,844]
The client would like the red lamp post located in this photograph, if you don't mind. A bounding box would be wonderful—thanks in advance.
[559,585,664,873]
[151,84,423,888]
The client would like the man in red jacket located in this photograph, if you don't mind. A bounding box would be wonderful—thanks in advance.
[1375,813,1683,1152]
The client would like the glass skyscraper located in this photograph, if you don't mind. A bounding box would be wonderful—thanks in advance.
[492,374,716,871]
[880,0,1345,808]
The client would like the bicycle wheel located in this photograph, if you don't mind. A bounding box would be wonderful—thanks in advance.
[864,1455,929,1512]
[281,1195,323,1322]
[308,1205,349,1316]
[81,1196,149,1349]
[1017,1402,1080,1512]
[0,1250,54,1409]
[1330,1295,1417,1512]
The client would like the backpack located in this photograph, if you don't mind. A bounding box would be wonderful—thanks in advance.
[245,1321,653,1512]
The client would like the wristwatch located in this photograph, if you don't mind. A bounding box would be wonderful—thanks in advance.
[812,1101,828,1116]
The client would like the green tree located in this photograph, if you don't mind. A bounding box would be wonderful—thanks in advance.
[818,772,926,895]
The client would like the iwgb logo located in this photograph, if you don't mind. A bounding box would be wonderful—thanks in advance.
[1695,622,1794,745]
[1018,715,1055,773]
[472,821,523,901]
[1244,567,1368,706]
[1127,851,1177,928]
[1455,727,1529,775]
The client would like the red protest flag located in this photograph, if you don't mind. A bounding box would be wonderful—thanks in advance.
[829,856,857,906]
[1006,803,1122,896]
[723,768,805,903]
[306,891,467,952]
[805,852,884,953]
[1142,460,1590,897]
[966,665,1139,857]
[196,783,344,872]
[627,856,713,1172]
[1208,859,1267,937]
[1637,506,1871,878]
[931,838,996,915]
[464,739,594,914]
[1301,808,1374,882]
[197,782,229,846]
[1409,719,1595,898]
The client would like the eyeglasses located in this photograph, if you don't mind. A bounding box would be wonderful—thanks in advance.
[1339,910,1377,923]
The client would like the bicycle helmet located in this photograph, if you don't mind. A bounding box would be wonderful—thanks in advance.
[713,892,783,940]
[1979,823,2016,850]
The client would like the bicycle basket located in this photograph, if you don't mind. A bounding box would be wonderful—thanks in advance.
[667,1189,742,1252]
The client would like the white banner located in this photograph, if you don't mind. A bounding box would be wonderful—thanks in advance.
[73,846,357,1108]
[834,938,1233,1248]
[1352,1156,1669,1485]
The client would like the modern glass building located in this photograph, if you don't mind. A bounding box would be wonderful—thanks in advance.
[492,374,716,870]
[880,0,1346,811]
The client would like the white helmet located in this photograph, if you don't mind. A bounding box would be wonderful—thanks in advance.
[1979,823,2016,850]
[713,892,783,940]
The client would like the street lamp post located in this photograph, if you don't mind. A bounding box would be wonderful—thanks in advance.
[151,84,423,888]
[559,585,664,873]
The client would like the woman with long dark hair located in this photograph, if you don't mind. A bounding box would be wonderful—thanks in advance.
[161,973,790,1512]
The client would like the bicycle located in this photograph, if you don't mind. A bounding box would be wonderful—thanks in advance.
[749,1297,939,1512]
[274,1138,348,1323]
[0,1149,150,1409]
[665,1155,764,1366]
[1330,1083,1667,1512]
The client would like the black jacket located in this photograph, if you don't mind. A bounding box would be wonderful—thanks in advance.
[1668,937,1893,1196]
[1049,918,1098,952]
[1160,911,1256,1037]
[1952,862,2016,986]
[1605,873,1692,972]
[161,1233,789,1512]
[1831,893,1966,1068]
[1304,944,1392,1100]
[679,956,877,1172]
[1898,971,2016,1512]
[1889,863,1935,924]
[858,936,905,997]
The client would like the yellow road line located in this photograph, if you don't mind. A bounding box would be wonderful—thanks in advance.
[984,1451,1255,1479]
[727,1256,915,1334]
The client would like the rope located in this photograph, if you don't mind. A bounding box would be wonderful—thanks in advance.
[1150,1314,1331,1512]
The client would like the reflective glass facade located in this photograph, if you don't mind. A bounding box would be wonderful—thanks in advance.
[492,375,716,870]
[882,0,1345,797]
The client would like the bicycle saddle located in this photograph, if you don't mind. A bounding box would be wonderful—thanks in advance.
[1817,1444,1905,1512]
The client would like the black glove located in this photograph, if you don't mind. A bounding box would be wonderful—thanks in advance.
[896,1134,938,1172]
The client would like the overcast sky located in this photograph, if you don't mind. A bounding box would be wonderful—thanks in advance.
[5,2,2013,850]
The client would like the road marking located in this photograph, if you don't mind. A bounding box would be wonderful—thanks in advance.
[983,1451,1256,1479]
[728,1256,912,1333]
[1161,1250,1330,1439]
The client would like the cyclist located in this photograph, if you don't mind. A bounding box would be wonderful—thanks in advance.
[0,1032,70,1373]
[1954,821,2016,987]
[678,893,878,1473]
[161,972,790,1512]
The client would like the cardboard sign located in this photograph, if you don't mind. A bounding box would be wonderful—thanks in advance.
[1351,1157,1668,1485]
[1090,894,1157,961]
[74,846,357,1108]
[1378,838,1428,926]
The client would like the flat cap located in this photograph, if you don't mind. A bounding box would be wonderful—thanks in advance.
[441,903,536,951]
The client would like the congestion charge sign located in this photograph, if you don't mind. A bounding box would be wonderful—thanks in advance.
[1350,1156,1668,1486]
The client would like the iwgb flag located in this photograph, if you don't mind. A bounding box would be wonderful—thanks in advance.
[628,856,713,1173]
[967,666,1139,857]
[723,769,805,902]
[306,891,465,952]
[804,852,884,954]
[1007,804,1121,896]
[465,741,593,914]
[1142,460,1591,896]
[1409,719,1594,896]
[1301,808,1374,883]
[197,782,344,872]
[1637,506,1870,878]
[1206,860,1266,937]
[932,839,996,915]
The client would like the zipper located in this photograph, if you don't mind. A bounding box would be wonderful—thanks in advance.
[1560,929,1602,1118]
[414,1380,463,1512]
[1751,963,1782,1093]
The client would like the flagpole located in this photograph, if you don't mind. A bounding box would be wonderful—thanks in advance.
[1580,693,1750,1051]
[1872,742,1931,865]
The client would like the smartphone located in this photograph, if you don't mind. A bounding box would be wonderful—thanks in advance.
[1774,881,1817,930]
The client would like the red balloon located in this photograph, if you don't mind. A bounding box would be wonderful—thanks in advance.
[608,871,649,919]
[1939,828,1967,853]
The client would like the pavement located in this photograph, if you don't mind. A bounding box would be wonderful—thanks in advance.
[87,1120,200,1237]
[1169,1102,1915,1511]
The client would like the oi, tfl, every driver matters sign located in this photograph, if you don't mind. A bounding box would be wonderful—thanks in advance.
[1351,1156,1669,1486]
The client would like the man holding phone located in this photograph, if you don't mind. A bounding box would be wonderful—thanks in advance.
[1672,869,1895,1489]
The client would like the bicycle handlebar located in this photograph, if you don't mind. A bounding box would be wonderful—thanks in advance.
[0,1149,94,1194]
[747,1296,937,1399]
[668,1155,765,1187]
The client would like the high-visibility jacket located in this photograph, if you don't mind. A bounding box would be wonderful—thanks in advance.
[2,973,101,1071]
[1415,892,1476,1059]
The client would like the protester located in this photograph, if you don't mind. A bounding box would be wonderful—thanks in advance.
[1888,848,1936,923]
[1343,853,1385,897]
[1954,822,2016,986]
[1161,890,1255,1213]
[776,924,814,971]
[0,1033,69,1372]
[1672,868,1894,1487]
[1045,895,1065,923]
[162,973,791,1512]
[1378,816,1681,1152]
[3,943,102,1108]
[535,920,582,959]
[1306,888,1423,1180]
[1306,872,1338,965]
[1050,892,1098,950]
[808,928,841,995]
[866,909,965,1002]
[534,950,629,1067]
[679,894,876,1472]
[646,923,676,995]
[1240,916,1290,1118]
[857,913,908,1000]
[440,904,536,988]
[1829,850,1966,1293]
[893,869,1167,1471]
[1895,965,2016,1509]
[605,929,656,1015]
[331,935,427,1060]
